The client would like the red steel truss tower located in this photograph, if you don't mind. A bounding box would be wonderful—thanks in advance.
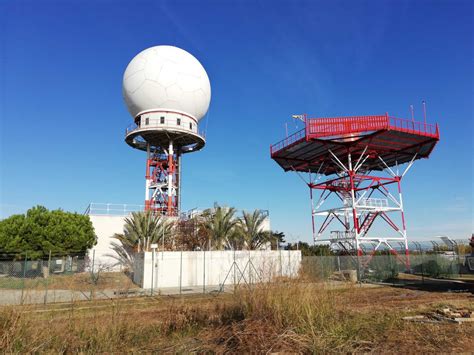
[125,110,205,216]
[270,113,439,269]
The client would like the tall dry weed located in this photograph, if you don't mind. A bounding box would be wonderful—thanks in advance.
[200,280,398,352]
[3,280,468,352]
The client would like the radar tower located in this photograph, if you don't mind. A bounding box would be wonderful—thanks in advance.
[123,46,211,216]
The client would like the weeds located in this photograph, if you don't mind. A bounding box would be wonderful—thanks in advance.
[0,281,472,352]
[199,281,399,352]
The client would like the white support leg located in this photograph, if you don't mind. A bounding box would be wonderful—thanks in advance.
[168,140,174,211]
[145,143,151,202]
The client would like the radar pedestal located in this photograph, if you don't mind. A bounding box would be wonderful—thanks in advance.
[144,141,179,216]
[125,110,206,216]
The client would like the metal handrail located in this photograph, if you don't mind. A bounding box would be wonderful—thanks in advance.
[388,116,438,137]
[84,203,145,216]
[358,198,389,208]
[125,121,206,139]
[270,114,439,155]
[270,128,306,155]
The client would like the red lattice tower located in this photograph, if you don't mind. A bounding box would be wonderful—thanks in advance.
[125,110,205,216]
[270,112,440,270]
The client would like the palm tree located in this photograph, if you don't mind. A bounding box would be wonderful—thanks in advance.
[108,211,173,271]
[269,230,286,250]
[238,209,270,250]
[201,205,238,250]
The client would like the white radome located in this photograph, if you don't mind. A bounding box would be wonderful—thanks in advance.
[122,45,211,121]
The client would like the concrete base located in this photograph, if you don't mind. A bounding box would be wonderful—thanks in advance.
[134,250,302,290]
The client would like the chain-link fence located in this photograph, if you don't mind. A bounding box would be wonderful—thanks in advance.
[1,239,472,306]
[0,249,303,305]
[0,250,138,305]
[300,239,473,287]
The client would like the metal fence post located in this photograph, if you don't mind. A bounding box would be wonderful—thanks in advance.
[90,250,95,300]
[319,249,324,280]
[21,252,27,305]
[44,250,51,305]
[356,252,362,284]
[419,248,425,284]
[453,240,462,278]
[233,249,236,291]
[414,241,425,284]
[91,249,95,274]
[279,248,282,277]
[203,250,206,294]
[179,251,182,295]
[151,250,155,296]
[248,250,251,284]
[288,249,291,277]
[388,252,396,284]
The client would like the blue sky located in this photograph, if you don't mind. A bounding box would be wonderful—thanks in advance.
[0,0,472,242]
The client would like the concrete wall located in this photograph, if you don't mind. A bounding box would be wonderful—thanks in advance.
[134,250,301,290]
[88,215,128,270]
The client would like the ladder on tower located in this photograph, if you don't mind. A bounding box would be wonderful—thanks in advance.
[358,211,378,238]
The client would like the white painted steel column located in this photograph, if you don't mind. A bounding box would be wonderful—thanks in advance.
[168,140,174,212]
[348,153,362,281]
[348,153,359,242]
[397,179,410,270]
[145,143,151,202]
[178,152,182,215]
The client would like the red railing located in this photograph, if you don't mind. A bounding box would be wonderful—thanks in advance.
[270,114,439,155]
[388,116,438,137]
[307,115,389,137]
[270,128,306,155]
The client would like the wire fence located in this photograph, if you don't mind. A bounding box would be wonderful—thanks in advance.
[0,240,472,306]
[133,250,301,296]
[0,251,137,305]
[301,252,473,283]
[0,250,302,305]
[301,238,473,288]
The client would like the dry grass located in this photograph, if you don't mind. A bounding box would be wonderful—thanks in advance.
[199,282,400,352]
[1,281,472,353]
[0,272,138,291]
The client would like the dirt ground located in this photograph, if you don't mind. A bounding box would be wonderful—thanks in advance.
[365,286,474,352]
[1,283,473,352]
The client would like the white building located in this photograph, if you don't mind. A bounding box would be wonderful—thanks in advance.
[85,203,273,270]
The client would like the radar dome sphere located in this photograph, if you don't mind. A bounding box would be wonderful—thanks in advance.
[123,45,211,121]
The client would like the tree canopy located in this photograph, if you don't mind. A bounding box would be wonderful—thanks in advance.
[286,242,332,256]
[108,211,173,270]
[196,206,280,250]
[201,206,239,250]
[0,206,97,259]
[238,210,271,250]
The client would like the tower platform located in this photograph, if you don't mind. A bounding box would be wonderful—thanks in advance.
[271,114,439,175]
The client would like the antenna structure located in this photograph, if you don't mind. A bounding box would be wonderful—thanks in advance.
[270,110,440,274]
